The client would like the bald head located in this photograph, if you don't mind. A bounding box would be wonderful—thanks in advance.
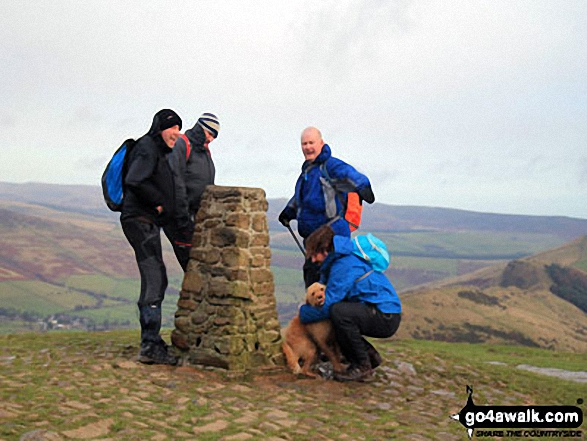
[301,127,325,162]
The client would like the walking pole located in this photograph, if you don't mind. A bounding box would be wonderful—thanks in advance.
[286,224,306,256]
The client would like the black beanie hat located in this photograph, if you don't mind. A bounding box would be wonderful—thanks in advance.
[154,109,182,132]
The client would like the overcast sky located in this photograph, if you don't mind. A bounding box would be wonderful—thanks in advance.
[1,1,586,218]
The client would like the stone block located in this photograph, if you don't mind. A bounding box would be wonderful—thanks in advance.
[202,219,222,229]
[177,299,198,311]
[251,214,267,232]
[191,309,209,325]
[209,277,230,298]
[174,316,191,333]
[214,336,245,355]
[215,230,251,248]
[225,213,250,229]
[257,329,281,345]
[253,281,275,296]
[248,200,268,212]
[228,269,249,282]
[250,268,273,284]
[189,350,229,369]
[171,330,189,350]
[249,246,271,259]
[222,247,251,268]
[191,248,221,264]
[250,233,269,247]
[182,271,204,294]
[231,281,255,300]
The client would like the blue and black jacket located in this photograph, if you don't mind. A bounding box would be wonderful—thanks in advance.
[282,144,371,239]
[299,235,402,324]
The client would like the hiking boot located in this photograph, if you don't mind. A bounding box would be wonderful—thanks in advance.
[334,363,373,382]
[138,343,178,366]
[367,346,382,369]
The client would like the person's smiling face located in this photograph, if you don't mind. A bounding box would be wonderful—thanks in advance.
[301,127,324,162]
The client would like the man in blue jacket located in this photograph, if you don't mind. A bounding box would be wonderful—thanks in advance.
[279,127,375,287]
[299,225,402,382]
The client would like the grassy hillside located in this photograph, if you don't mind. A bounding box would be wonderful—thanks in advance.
[399,236,587,352]
[1,331,585,440]
[2,182,587,335]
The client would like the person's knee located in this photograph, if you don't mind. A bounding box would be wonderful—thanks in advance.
[330,302,352,326]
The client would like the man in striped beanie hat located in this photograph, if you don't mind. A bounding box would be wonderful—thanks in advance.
[197,112,220,140]
[164,112,220,270]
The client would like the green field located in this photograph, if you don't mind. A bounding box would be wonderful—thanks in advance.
[0,281,97,315]
[374,231,563,259]
[0,275,181,332]
[0,228,579,334]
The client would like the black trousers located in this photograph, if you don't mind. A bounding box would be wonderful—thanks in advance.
[330,302,401,367]
[162,219,194,272]
[121,219,168,346]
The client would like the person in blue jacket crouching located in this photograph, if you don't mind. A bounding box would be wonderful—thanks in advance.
[299,225,402,382]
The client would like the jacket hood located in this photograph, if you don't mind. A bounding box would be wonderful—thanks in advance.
[184,124,207,150]
[333,235,354,255]
[302,144,332,171]
[147,109,182,137]
[320,235,353,273]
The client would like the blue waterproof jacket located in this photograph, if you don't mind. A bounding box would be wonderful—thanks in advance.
[299,236,402,324]
[282,144,371,239]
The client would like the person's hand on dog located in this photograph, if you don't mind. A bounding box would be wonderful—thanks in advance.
[306,282,326,307]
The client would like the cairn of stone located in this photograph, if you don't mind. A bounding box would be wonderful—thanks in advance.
[171,186,284,372]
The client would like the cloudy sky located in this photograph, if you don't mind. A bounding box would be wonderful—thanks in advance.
[1,1,586,218]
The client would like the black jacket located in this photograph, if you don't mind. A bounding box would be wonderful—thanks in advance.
[169,124,215,227]
[121,117,176,226]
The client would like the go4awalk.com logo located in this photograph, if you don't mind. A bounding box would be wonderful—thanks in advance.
[451,386,583,439]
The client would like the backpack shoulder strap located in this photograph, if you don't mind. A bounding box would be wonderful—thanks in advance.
[181,134,191,162]
[353,236,368,260]
[320,159,346,208]
[354,270,374,283]
[319,159,332,182]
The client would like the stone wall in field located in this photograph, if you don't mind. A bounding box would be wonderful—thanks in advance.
[171,186,284,373]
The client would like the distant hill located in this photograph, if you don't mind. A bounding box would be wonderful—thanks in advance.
[3,182,586,238]
[399,236,587,352]
[2,181,587,336]
[267,197,587,240]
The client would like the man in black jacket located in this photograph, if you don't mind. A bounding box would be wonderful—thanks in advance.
[121,108,182,365]
[164,113,219,271]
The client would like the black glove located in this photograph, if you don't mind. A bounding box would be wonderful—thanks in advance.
[358,186,375,204]
[174,223,194,247]
[278,210,291,227]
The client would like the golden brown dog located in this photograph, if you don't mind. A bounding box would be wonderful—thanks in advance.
[281,282,344,377]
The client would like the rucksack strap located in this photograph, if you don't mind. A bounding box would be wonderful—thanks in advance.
[180,134,191,162]
[353,236,369,261]
[353,235,385,262]
[320,160,347,215]
[354,270,374,283]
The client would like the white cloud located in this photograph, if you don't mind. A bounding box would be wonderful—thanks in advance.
[0,0,586,218]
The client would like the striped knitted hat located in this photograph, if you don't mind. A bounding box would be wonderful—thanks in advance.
[197,113,220,138]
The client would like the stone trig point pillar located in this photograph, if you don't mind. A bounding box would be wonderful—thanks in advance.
[171,186,284,373]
